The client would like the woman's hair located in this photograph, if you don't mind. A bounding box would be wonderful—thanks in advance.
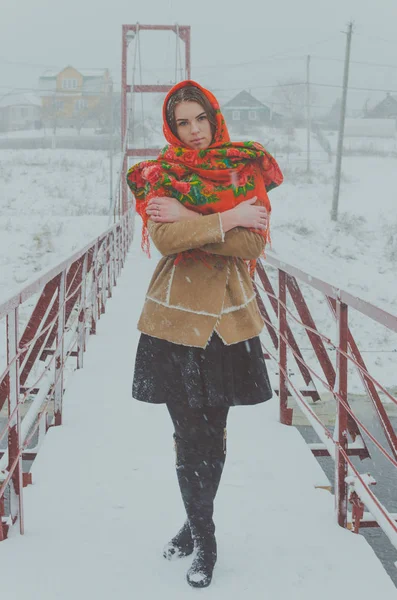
[166,85,217,141]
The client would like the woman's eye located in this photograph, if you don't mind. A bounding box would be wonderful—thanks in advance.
[198,115,207,121]
[178,121,188,126]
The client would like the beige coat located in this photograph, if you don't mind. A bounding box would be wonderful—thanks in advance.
[137,213,265,348]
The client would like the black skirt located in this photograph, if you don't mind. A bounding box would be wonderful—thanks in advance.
[132,332,273,408]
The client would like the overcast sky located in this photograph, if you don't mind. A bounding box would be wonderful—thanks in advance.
[2,0,397,113]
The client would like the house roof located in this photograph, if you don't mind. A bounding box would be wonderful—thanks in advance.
[0,93,42,109]
[222,90,269,110]
[367,93,397,116]
[40,67,108,79]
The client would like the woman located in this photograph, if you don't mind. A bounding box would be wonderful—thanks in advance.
[126,80,283,588]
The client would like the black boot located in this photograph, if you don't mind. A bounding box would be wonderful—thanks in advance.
[163,520,194,560]
[186,532,217,588]
[163,429,226,563]
[171,435,219,587]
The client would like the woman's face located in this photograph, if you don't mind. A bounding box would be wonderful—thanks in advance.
[174,101,213,150]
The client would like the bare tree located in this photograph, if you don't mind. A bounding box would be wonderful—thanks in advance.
[42,95,63,136]
[73,107,92,134]
[271,79,317,125]
[89,96,111,130]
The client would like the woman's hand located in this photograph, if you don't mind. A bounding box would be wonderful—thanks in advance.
[221,197,268,233]
[233,197,269,229]
[146,197,199,223]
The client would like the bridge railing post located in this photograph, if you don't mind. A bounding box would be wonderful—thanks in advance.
[90,241,99,335]
[77,253,88,369]
[334,297,349,527]
[7,306,24,534]
[54,271,66,426]
[278,270,292,425]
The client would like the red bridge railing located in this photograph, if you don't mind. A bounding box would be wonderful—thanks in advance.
[0,210,134,540]
[1,216,396,558]
[254,254,397,553]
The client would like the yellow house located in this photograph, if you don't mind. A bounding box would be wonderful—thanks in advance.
[39,66,110,126]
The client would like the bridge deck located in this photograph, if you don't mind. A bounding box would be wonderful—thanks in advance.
[0,234,395,599]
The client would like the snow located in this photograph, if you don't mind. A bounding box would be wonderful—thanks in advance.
[0,237,396,598]
[344,119,396,139]
[0,149,111,304]
[323,129,397,155]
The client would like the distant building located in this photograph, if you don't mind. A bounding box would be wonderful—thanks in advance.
[222,90,283,130]
[39,66,111,128]
[365,93,397,120]
[0,92,42,132]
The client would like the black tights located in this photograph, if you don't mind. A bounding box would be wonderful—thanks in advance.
[166,403,229,453]
[166,403,229,543]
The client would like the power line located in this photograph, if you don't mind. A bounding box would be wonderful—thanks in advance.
[212,81,306,92]
[3,78,396,99]
[192,57,305,71]
[356,32,397,48]
[0,58,60,69]
[113,36,339,73]
[312,81,397,94]
[0,83,368,112]
[0,35,337,75]
[312,55,397,71]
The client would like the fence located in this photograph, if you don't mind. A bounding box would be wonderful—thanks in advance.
[0,209,134,540]
[254,254,397,549]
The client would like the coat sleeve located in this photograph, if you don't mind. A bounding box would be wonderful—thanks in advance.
[199,227,266,259]
[148,213,225,255]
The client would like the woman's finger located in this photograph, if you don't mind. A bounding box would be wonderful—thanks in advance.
[149,196,171,205]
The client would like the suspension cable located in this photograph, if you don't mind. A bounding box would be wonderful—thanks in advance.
[108,24,139,224]
[175,23,184,82]
[136,26,147,157]
[128,23,139,153]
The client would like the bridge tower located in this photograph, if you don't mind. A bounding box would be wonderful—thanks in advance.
[120,24,191,214]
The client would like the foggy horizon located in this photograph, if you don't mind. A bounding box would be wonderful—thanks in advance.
[2,0,397,116]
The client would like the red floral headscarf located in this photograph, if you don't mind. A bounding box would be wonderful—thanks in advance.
[127,80,283,270]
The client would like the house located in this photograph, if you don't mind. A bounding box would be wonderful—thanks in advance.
[0,92,42,132]
[39,66,111,128]
[365,93,397,120]
[222,90,283,129]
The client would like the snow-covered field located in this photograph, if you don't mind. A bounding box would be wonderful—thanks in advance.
[0,136,396,395]
[0,149,112,303]
[325,129,397,156]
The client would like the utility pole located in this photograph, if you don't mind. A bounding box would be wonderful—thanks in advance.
[109,78,114,217]
[306,55,311,173]
[331,22,354,221]
[51,92,57,150]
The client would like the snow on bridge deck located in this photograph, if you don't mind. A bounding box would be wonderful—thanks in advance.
[0,234,396,599]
